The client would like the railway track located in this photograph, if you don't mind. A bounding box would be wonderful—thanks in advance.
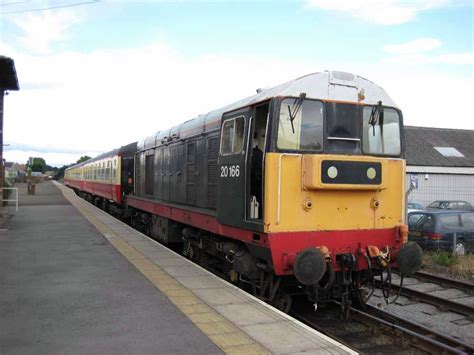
[293,300,474,354]
[385,271,474,318]
[405,270,474,294]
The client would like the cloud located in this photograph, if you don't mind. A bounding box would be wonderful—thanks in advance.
[383,38,473,64]
[306,0,452,25]
[10,9,82,53]
[384,38,442,54]
[384,52,474,65]
[1,37,472,168]
[4,142,95,155]
[380,71,474,129]
[2,41,321,166]
[4,150,100,168]
[432,53,474,64]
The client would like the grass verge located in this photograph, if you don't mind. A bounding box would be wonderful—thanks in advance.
[421,251,474,282]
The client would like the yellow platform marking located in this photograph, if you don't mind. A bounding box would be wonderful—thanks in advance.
[57,184,269,355]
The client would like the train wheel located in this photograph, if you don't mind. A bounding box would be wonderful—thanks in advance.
[273,293,292,313]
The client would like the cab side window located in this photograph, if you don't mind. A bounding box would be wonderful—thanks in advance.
[220,117,245,155]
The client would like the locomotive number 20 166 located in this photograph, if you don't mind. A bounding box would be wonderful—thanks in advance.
[220,165,240,178]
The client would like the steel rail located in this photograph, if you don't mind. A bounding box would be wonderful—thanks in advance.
[411,270,474,294]
[362,304,474,355]
[389,282,474,318]
[293,301,473,355]
[393,268,474,294]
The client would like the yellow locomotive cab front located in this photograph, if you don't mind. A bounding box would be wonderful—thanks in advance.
[263,153,406,233]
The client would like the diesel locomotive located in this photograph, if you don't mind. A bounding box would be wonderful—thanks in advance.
[65,71,422,315]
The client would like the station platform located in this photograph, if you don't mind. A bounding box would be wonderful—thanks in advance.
[0,181,356,354]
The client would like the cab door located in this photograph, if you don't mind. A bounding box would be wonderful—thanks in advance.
[217,108,250,227]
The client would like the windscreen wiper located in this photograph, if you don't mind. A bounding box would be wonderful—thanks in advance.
[287,92,306,134]
[368,100,384,136]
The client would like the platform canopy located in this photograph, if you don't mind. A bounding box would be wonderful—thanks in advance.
[0,56,19,91]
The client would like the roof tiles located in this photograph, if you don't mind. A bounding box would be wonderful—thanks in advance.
[405,126,474,167]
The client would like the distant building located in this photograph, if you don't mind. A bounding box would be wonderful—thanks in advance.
[5,162,27,182]
[405,126,474,207]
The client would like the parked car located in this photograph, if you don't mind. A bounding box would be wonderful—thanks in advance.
[426,200,472,211]
[407,202,424,214]
[407,210,474,255]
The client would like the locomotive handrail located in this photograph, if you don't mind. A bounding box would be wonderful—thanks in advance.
[327,136,361,142]
[277,153,302,225]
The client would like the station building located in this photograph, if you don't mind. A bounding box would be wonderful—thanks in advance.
[405,126,474,207]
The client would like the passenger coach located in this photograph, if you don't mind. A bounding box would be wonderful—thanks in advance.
[65,143,136,210]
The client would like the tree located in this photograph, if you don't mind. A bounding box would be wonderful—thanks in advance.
[77,155,91,164]
[29,157,47,173]
[54,165,70,180]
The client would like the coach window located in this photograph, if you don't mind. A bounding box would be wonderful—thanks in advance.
[220,116,245,155]
[277,99,323,151]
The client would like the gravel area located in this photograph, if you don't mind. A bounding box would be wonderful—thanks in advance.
[368,288,474,346]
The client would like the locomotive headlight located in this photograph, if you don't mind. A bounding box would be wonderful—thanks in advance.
[367,167,376,180]
[327,166,338,179]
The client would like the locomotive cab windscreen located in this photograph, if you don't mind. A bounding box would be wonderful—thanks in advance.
[274,97,402,157]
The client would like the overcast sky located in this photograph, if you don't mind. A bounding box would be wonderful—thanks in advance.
[1,0,472,167]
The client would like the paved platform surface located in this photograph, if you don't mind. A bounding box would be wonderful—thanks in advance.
[0,182,222,354]
[1,181,356,354]
[16,181,70,206]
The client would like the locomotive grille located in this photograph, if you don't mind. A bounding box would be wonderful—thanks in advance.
[187,163,195,183]
[208,137,219,158]
[186,143,196,204]
[186,185,195,203]
[207,137,219,209]
[186,163,195,203]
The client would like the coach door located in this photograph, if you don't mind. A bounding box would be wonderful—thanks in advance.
[217,108,250,227]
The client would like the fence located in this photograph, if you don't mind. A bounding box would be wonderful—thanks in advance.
[1,187,19,212]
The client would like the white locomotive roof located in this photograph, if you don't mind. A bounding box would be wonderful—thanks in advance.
[139,70,398,151]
